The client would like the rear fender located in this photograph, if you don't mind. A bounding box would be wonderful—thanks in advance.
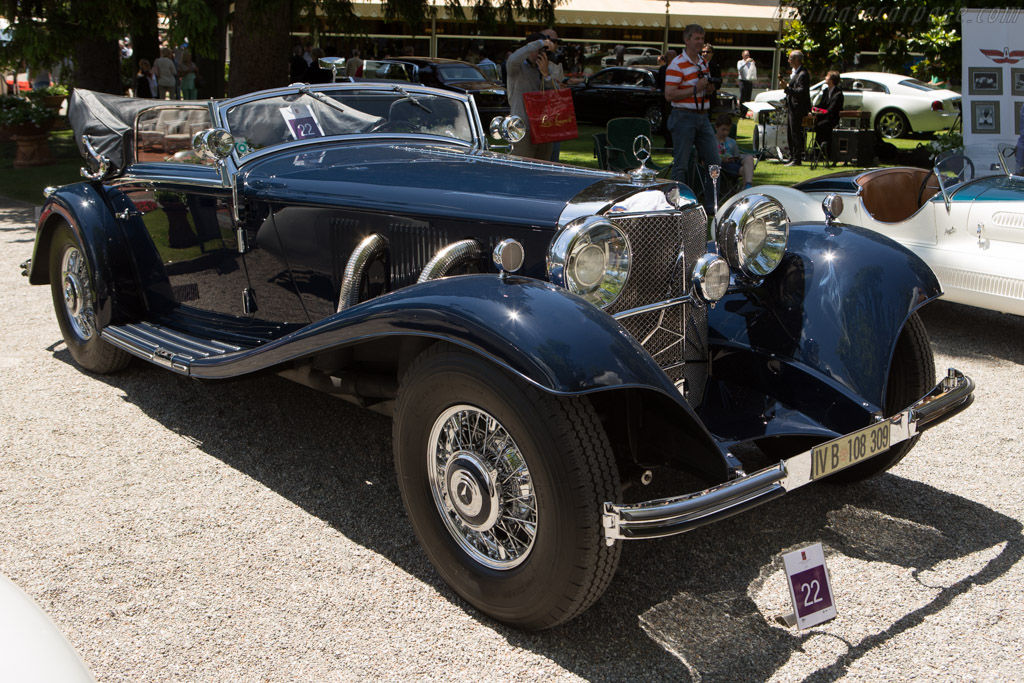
[28,183,144,326]
[707,221,941,432]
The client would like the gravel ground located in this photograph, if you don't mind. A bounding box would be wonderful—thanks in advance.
[1,195,1022,682]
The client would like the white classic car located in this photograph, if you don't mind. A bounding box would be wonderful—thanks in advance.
[719,143,1024,316]
[601,46,662,67]
[754,71,961,138]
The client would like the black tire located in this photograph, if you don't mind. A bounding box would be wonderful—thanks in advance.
[48,224,131,374]
[830,312,935,482]
[393,343,621,629]
[876,109,910,139]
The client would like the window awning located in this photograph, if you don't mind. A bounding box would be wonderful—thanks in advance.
[350,0,784,33]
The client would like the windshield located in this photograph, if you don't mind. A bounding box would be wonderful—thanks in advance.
[223,86,475,156]
[437,63,489,83]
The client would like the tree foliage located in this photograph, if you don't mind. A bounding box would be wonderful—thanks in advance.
[0,0,564,96]
[779,0,1015,85]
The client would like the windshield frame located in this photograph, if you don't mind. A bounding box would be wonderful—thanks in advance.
[211,82,485,168]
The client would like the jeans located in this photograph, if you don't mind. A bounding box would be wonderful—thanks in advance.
[668,108,720,210]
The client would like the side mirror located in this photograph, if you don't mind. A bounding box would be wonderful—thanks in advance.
[488,115,526,144]
[192,128,235,161]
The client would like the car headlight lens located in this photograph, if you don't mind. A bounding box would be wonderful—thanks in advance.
[716,194,789,278]
[692,253,730,302]
[548,216,631,308]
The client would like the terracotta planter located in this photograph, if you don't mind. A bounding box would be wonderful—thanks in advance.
[41,95,66,110]
[5,119,57,137]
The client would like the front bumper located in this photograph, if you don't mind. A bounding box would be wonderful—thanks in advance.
[602,368,974,543]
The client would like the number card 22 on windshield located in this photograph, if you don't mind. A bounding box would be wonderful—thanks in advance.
[782,543,837,630]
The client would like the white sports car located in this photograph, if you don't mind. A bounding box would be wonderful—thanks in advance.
[719,143,1024,316]
[601,46,662,67]
[754,71,961,138]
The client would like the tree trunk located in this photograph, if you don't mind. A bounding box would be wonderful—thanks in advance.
[228,0,293,97]
[73,38,123,94]
[130,0,161,73]
[198,0,231,99]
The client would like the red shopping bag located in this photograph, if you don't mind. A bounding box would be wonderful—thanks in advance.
[522,87,578,144]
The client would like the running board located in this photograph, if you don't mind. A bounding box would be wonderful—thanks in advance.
[101,322,245,375]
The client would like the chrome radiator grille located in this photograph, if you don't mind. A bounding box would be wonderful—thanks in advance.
[607,209,710,405]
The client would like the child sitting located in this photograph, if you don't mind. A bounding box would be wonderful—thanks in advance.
[714,113,754,190]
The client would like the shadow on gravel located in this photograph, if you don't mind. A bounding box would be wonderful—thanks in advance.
[52,344,1023,683]
[919,300,1024,365]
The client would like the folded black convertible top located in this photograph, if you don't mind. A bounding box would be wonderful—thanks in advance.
[69,89,212,175]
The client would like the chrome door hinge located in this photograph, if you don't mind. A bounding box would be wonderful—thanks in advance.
[242,287,257,315]
[236,227,250,253]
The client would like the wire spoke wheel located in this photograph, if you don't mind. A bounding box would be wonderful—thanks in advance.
[59,245,96,341]
[428,405,538,569]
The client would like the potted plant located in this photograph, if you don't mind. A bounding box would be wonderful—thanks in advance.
[0,95,59,137]
[0,95,59,166]
[26,84,69,111]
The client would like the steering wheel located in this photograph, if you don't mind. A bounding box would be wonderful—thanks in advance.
[936,153,975,183]
[370,120,419,133]
[917,172,942,206]
[918,153,976,205]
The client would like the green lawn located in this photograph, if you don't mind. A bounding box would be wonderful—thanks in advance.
[0,119,937,206]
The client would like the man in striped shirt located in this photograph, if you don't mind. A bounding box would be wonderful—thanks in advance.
[664,24,720,204]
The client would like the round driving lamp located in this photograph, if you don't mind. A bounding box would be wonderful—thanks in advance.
[493,239,525,273]
[691,253,730,302]
[548,215,631,308]
[489,115,526,143]
[822,193,844,223]
[716,194,789,278]
[193,128,235,161]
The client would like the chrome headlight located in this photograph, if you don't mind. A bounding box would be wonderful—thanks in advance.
[692,253,730,303]
[548,216,631,308]
[716,194,789,278]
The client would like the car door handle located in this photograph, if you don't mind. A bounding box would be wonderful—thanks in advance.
[116,209,141,220]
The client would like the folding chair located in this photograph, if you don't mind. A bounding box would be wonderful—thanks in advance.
[596,117,670,173]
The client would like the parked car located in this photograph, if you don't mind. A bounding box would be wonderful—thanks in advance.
[754,71,961,138]
[570,66,667,130]
[359,57,509,121]
[720,143,1024,316]
[601,46,662,67]
[0,572,95,682]
[25,83,974,630]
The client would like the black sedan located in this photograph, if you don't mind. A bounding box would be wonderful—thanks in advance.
[570,66,667,131]
[360,56,509,121]
[27,83,973,631]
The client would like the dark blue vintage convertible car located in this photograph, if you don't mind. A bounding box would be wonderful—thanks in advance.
[24,83,973,630]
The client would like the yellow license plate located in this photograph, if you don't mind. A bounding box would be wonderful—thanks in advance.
[810,422,891,480]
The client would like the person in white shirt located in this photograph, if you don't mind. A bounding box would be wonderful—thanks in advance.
[736,50,757,117]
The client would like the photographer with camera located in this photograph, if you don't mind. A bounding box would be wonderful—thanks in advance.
[701,44,722,111]
[664,24,720,209]
[542,28,566,161]
[506,30,562,160]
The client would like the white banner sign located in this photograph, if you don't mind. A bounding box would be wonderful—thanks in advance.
[961,8,1024,148]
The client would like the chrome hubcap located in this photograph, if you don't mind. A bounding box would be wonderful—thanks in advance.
[60,247,95,340]
[428,405,537,569]
[879,113,903,138]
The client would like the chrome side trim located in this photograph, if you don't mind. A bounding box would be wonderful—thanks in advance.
[612,295,693,321]
[602,368,975,543]
[417,239,481,283]
[338,233,389,311]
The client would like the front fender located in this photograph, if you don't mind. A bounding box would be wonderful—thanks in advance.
[706,221,941,438]
[186,274,725,469]
[28,182,144,327]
